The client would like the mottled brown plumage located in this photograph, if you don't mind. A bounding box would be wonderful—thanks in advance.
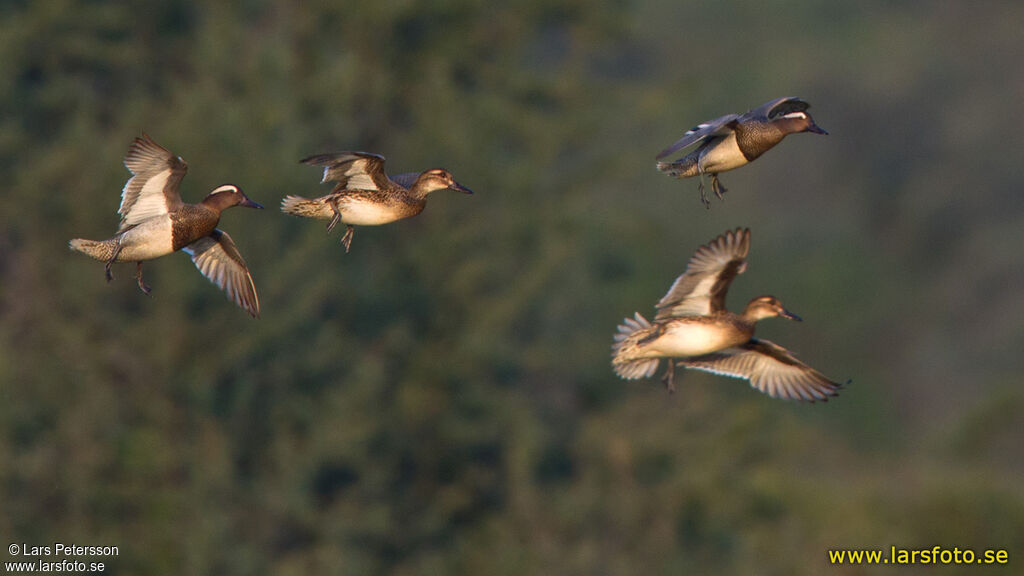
[612,228,847,401]
[282,151,472,252]
[170,204,220,251]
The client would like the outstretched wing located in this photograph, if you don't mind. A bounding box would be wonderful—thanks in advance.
[655,113,741,160]
[679,338,846,402]
[742,97,810,121]
[118,134,187,231]
[300,151,392,193]
[183,229,260,318]
[655,228,751,320]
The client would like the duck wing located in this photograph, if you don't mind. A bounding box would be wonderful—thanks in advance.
[300,151,393,193]
[743,96,811,121]
[655,113,741,160]
[183,229,260,318]
[118,134,187,232]
[389,172,421,190]
[679,338,846,402]
[655,228,750,320]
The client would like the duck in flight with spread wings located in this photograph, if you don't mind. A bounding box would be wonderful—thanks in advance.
[281,151,473,252]
[612,228,847,401]
[655,97,827,208]
[69,134,263,317]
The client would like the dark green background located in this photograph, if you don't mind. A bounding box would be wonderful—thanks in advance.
[2,1,1022,574]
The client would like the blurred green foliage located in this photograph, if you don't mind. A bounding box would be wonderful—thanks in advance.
[2,1,1023,574]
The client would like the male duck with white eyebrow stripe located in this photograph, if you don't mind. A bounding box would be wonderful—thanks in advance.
[655,97,828,208]
[69,134,264,318]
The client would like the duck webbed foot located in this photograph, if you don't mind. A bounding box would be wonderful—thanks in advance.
[326,202,342,233]
[661,361,677,394]
[697,176,711,210]
[136,262,151,295]
[341,225,355,253]
[710,174,728,201]
[104,243,123,282]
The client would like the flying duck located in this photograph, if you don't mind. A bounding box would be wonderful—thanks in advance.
[655,97,827,207]
[69,134,263,317]
[281,151,473,252]
[612,228,847,400]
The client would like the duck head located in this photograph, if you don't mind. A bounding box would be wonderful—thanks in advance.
[742,295,802,323]
[777,110,828,135]
[412,169,474,197]
[202,184,264,212]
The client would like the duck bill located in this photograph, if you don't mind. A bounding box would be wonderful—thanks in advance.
[449,182,474,194]
[780,308,803,322]
[241,197,265,209]
[806,122,828,135]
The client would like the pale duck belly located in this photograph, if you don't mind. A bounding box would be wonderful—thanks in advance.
[339,198,413,226]
[645,321,745,358]
[115,216,176,261]
[698,133,749,173]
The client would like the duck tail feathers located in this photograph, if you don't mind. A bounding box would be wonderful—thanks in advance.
[655,156,699,179]
[611,312,661,379]
[281,195,332,219]
[69,238,117,262]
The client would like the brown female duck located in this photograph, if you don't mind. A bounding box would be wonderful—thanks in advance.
[612,228,847,401]
[282,151,472,252]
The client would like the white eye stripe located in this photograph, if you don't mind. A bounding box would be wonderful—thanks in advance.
[782,112,808,120]
[210,184,239,195]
